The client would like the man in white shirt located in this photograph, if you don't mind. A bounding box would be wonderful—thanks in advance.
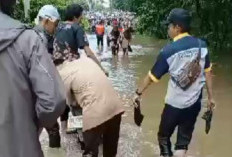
[106,21,113,47]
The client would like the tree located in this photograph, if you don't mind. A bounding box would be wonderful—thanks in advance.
[14,0,89,23]
[111,0,232,50]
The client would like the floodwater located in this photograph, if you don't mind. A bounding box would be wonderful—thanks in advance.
[40,34,232,157]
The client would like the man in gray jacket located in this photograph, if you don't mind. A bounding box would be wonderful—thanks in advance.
[34,4,64,148]
[0,1,66,157]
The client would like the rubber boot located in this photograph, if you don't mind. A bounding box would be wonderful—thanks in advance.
[49,133,61,148]
[159,140,173,157]
[47,123,61,148]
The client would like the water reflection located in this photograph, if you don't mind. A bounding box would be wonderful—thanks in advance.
[41,34,232,157]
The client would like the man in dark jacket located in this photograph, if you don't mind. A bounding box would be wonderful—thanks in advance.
[34,5,59,55]
[0,1,66,157]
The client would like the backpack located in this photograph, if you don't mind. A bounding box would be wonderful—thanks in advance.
[171,39,202,91]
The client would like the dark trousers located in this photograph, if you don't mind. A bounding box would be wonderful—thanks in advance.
[107,36,110,47]
[45,105,70,148]
[83,114,122,157]
[111,42,119,56]
[45,122,61,148]
[60,105,70,121]
[158,100,201,156]
[97,35,104,47]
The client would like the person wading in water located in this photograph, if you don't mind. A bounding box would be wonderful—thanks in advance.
[134,8,215,157]
[110,25,120,56]
[0,1,66,156]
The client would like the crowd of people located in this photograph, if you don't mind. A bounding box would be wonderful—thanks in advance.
[88,10,134,55]
[0,1,215,157]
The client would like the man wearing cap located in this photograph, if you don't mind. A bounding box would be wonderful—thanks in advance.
[134,8,215,157]
[35,5,70,148]
[0,1,66,157]
[34,5,60,55]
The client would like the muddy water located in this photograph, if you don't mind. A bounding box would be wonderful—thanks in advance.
[41,34,232,157]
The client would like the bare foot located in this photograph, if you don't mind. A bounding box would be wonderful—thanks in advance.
[174,150,187,157]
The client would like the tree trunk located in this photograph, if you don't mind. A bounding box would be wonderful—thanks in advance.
[23,0,30,18]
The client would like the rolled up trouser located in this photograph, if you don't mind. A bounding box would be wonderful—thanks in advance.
[46,122,61,148]
[158,100,201,156]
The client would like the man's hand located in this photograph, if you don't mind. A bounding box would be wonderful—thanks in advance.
[207,98,216,110]
[133,90,142,108]
[205,71,214,110]
[133,73,154,108]
[133,95,141,108]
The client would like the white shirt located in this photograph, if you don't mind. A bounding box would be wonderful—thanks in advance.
[106,25,113,36]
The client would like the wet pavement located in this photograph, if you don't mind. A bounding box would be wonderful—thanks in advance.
[40,34,232,157]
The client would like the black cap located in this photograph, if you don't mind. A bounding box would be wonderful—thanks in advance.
[163,8,191,27]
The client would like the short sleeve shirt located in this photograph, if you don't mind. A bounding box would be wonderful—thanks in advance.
[149,33,211,108]
[53,22,89,64]
[106,25,113,36]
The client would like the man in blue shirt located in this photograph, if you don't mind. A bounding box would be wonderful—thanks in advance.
[135,8,215,157]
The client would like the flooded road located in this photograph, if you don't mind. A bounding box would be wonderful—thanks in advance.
[41,34,232,157]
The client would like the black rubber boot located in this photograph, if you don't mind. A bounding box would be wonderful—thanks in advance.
[47,123,61,148]
[49,133,61,148]
[159,140,173,157]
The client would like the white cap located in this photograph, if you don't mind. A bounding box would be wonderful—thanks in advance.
[35,5,60,24]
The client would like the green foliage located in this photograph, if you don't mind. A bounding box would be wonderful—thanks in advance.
[13,0,29,23]
[80,16,90,31]
[13,0,89,23]
[111,0,143,12]
[192,0,232,49]
[29,0,67,22]
[71,0,89,11]
[112,0,232,50]
[88,0,106,11]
